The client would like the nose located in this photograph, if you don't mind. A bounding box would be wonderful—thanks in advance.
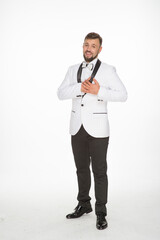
[86,45,91,51]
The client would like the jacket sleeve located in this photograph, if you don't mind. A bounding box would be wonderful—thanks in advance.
[57,67,83,100]
[97,66,128,102]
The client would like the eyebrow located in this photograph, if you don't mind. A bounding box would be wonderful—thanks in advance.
[84,43,97,47]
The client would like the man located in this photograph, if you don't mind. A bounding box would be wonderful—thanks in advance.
[57,32,127,230]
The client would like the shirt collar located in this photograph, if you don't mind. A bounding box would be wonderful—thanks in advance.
[83,58,98,65]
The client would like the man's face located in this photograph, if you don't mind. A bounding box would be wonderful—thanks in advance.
[83,38,102,63]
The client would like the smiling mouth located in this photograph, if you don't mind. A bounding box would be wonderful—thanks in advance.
[85,52,92,56]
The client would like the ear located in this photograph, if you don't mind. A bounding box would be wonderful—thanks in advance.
[99,46,102,53]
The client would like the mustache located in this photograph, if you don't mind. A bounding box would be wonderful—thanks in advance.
[85,51,92,54]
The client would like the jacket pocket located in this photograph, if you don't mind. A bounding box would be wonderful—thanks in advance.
[93,112,107,114]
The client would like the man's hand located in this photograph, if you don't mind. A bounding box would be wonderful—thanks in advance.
[81,77,100,95]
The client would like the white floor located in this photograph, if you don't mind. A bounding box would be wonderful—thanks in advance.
[0,191,160,240]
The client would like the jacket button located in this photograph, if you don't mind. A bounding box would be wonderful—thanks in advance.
[81,104,84,107]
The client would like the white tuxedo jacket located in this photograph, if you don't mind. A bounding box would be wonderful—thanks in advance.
[57,59,127,138]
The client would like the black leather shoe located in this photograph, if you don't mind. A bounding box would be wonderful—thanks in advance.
[96,212,108,230]
[66,204,92,219]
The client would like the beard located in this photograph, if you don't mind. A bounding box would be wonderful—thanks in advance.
[83,51,99,62]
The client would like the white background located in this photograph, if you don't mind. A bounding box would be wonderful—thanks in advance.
[0,0,160,239]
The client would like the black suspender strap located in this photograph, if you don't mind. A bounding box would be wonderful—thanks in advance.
[77,59,101,98]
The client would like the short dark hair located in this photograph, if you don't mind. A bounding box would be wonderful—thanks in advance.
[84,32,102,46]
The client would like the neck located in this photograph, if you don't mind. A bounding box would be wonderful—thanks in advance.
[85,58,98,64]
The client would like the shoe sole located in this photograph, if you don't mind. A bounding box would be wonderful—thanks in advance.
[66,208,93,219]
[86,208,92,214]
[96,224,108,230]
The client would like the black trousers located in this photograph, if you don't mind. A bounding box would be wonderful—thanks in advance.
[71,124,109,216]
